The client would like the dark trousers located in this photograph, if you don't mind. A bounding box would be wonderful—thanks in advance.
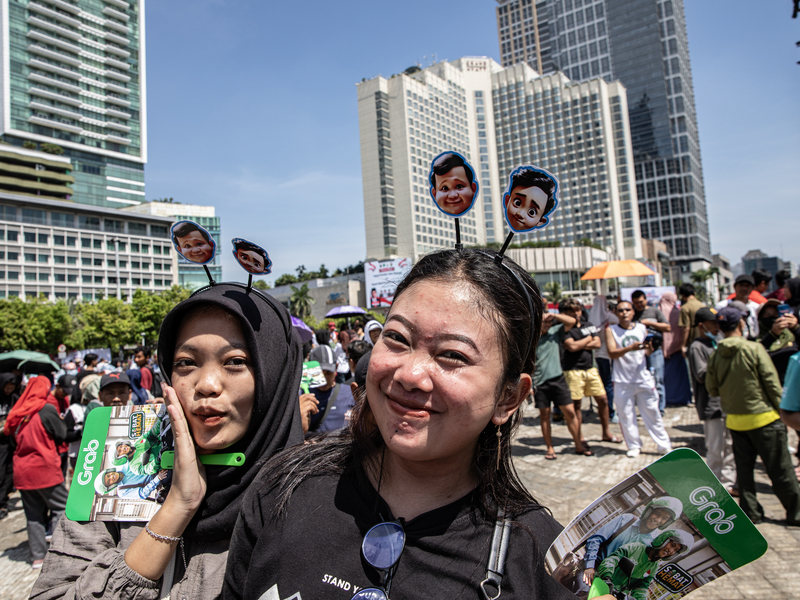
[596,357,614,417]
[19,483,69,560]
[730,420,800,524]
[0,442,13,509]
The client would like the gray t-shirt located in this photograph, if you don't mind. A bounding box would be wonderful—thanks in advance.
[633,307,667,324]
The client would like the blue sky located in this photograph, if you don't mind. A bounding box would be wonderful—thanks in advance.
[144,0,800,282]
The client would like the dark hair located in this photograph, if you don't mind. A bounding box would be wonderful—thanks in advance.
[752,268,771,287]
[776,269,791,288]
[679,283,695,298]
[507,167,556,215]
[301,340,313,361]
[134,346,150,358]
[429,152,474,188]
[346,339,370,365]
[234,239,267,260]
[84,353,98,366]
[615,300,633,311]
[314,329,330,347]
[172,221,209,242]
[557,298,580,313]
[264,249,545,520]
[631,289,646,301]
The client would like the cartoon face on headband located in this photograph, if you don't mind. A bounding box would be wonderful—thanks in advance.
[231,238,272,275]
[502,165,560,233]
[171,220,216,265]
[428,151,479,218]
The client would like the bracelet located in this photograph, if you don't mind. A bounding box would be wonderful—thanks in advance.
[145,523,181,544]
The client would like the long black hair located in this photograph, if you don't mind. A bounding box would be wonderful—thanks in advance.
[264,249,545,519]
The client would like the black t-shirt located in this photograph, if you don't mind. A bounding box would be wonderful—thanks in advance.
[562,324,599,371]
[224,463,574,600]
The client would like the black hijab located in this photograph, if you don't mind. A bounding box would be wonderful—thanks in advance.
[158,284,304,541]
[785,278,800,314]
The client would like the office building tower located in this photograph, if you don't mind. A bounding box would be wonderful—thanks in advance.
[357,57,641,262]
[496,0,710,263]
[125,201,222,288]
[0,0,146,208]
[0,189,177,301]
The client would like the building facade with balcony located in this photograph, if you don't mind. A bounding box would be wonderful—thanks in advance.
[0,0,146,208]
[0,191,177,300]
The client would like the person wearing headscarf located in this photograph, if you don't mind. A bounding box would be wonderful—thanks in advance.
[126,368,150,405]
[363,319,384,346]
[3,375,67,568]
[332,329,351,383]
[0,372,18,520]
[659,291,692,407]
[32,283,304,599]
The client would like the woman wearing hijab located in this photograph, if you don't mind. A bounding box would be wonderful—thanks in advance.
[0,373,19,520]
[784,278,800,319]
[32,284,304,599]
[659,291,692,408]
[126,368,151,405]
[333,330,352,383]
[363,319,384,346]
[224,250,616,600]
[3,375,67,568]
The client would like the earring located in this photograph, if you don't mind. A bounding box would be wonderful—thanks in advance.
[496,423,503,470]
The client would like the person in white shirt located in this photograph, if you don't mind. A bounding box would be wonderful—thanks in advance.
[715,274,762,340]
[605,300,672,458]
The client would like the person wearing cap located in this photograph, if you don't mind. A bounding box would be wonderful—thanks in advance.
[706,305,800,525]
[303,344,355,433]
[715,274,763,341]
[581,496,683,586]
[595,529,694,600]
[97,372,132,407]
[687,307,736,492]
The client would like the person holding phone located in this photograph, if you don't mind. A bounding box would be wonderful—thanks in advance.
[605,301,672,458]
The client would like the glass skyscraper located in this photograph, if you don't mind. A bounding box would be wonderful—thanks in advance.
[496,0,710,263]
[0,0,146,208]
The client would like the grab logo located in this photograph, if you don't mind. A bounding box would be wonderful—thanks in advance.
[689,486,737,534]
[76,439,100,485]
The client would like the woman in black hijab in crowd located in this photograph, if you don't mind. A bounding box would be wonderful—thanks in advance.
[32,284,304,599]
[0,372,18,519]
[784,278,800,319]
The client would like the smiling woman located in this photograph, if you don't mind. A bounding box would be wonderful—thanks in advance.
[223,249,597,600]
[31,284,304,600]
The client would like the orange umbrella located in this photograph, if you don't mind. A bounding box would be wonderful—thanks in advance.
[581,259,656,280]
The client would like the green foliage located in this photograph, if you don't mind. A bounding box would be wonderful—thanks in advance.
[289,283,315,320]
[274,273,299,286]
[0,296,71,354]
[0,287,192,354]
[40,143,64,155]
[332,261,365,277]
[253,280,270,290]
[576,237,605,250]
[22,140,37,150]
[544,281,564,304]
[689,267,719,302]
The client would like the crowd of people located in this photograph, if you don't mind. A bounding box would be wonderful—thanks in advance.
[534,267,800,527]
[0,258,796,599]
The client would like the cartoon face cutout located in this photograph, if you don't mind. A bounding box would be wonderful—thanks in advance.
[231,238,272,275]
[502,165,560,233]
[428,151,479,218]
[170,220,216,265]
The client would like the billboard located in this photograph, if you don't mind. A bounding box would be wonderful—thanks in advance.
[365,258,412,308]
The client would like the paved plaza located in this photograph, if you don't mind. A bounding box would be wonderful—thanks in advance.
[1,403,799,599]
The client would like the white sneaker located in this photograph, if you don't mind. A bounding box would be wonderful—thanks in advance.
[657,446,671,455]
[626,448,640,458]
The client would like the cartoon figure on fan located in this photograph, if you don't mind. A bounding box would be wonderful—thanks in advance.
[232,238,272,275]
[171,220,216,265]
[95,465,168,500]
[502,165,560,233]
[428,151,479,217]
[112,418,163,477]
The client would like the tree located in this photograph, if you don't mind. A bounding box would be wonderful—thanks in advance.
[67,297,137,351]
[274,273,299,286]
[130,285,191,346]
[577,237,605,250]
[0,296,71,353]
[544,281,564,304]
[289,283,315,320]
[689,267,719,302]
[40,143,64,155]
[22,140,37,150]
[253,280,270,290]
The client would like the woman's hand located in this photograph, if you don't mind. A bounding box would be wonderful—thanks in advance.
[583,567,596,585]
[162,383,206,516]
[299,393,319,435]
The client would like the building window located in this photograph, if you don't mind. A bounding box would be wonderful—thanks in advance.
[24,232,36,243]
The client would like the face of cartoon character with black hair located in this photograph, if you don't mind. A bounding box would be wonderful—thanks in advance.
[236,249,266,273]
[432,165,477,216]
[504,185,548,231]
[177,230,214,264]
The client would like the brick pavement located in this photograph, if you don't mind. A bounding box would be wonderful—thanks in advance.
[1,403,798,599]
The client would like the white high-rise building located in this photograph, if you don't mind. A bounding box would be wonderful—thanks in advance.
[357,57,641,262]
